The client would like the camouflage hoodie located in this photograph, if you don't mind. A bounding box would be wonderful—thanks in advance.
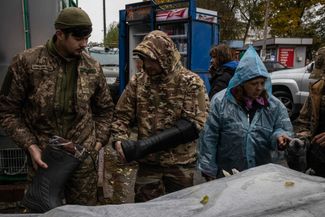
[111,30,209,166]
[295,46,325,139]
[0,40,114,151]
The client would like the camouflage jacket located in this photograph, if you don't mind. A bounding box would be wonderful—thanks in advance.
[111,31,209,166]
[295,79,325,139]
[0,40,114,150]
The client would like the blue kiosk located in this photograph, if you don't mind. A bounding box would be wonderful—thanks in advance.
[118,0,219,93]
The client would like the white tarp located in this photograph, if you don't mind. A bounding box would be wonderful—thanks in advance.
[2,164,325,217]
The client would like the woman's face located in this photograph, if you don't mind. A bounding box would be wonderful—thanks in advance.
[210,52,219,68]
[242,77,266,100]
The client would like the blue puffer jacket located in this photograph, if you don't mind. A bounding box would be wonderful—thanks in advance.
[198,46,293,177]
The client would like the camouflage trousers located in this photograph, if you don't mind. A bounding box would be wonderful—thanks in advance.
[100,145,138,204]
[27,150,98,206]
[135,163,195,202]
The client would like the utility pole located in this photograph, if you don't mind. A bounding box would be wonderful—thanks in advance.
[103,0,106,44]
[261,0,270,60]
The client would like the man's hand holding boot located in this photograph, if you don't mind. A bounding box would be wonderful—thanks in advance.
[28,144,48,169]
[114,141,126,162]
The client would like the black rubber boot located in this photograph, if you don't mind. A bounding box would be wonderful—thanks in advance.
[22,145,81,213]
[121,119,198,162]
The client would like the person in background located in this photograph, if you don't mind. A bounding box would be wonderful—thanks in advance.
[111,30,209,202]
[0,7,114,206]
[208,44,239,98]
[294,46,325,177]
[198,46,293,179]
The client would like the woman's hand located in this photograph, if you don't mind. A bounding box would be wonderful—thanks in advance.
[277,135,292,151]
[28,144,48,169]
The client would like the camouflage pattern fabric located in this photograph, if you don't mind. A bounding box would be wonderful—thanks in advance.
[111,30,209,201]
[65,151,98,205]
[25,151,98,206]
[294,80,325,176]
[295,79,325,138]
[0,38,114,205]
[100,145,138,204]
[295,46,325,136]
[0,39,114,151]
[99,128,139,204]
[295,46,325,177]
[111,30,209,166]
[134,163,195,202]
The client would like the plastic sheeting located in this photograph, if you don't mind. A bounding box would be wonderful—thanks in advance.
[2,164,325,217]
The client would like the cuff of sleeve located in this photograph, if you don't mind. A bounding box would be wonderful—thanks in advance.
[197,162,218,178]
[272,130,288,150]
[24,140,38,149]
[111,135,129,143]
[96,133,109,146]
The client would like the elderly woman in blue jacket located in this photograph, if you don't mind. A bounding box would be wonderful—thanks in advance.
[198,46,293,179]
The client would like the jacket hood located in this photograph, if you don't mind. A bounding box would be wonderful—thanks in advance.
[133,30,182,76]
[222,60,239,70]
[226,46,272,98]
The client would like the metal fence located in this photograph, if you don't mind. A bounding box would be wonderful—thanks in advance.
[0,148,28,176]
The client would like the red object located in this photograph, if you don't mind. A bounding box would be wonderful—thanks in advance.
[278,48,294,68]
[156,8,188,21]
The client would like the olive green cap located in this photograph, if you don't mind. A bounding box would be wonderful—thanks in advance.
[310,47,325,79]
[55,7,92,30]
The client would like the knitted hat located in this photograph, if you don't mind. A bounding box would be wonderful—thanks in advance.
[55,7,92,30]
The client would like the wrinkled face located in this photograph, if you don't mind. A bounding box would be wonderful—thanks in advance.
[315,48,325,73]
[56,30,90,57]
[243,77,266,100]
[142,55,163,76]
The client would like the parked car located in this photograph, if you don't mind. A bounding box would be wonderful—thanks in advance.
[89,47,119,104]
[264,61,287,72]
[270,62,316,119]
[88,47,119,85]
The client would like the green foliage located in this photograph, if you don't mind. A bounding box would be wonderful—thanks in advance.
[268,0,325,51]
[154,0,188,9]
[148,0,325,49]
[197,0,245,41]
[154,0,244,40]
[197,0,266,42]
[313,4,325,45]
[104,22,118,48]
[268,0,322,37]
[236,0,265,42]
